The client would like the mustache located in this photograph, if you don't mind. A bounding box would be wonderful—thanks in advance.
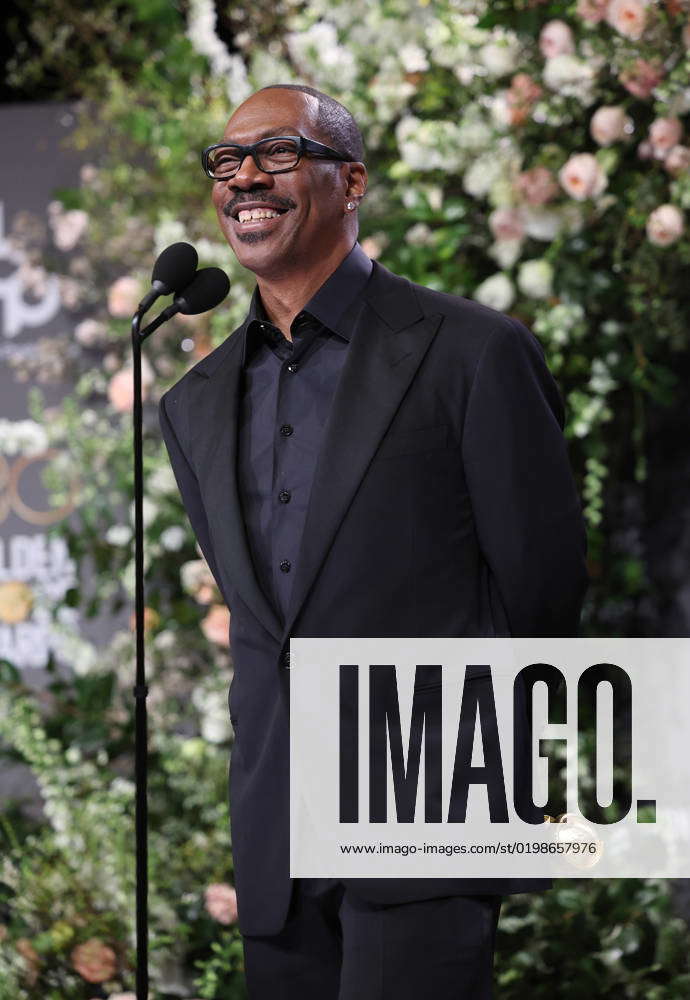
[223,196,294,217]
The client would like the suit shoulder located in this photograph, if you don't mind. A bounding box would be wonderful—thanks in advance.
[407,276,532,359]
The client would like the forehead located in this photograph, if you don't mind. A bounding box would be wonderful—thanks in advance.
[222,91,319,143]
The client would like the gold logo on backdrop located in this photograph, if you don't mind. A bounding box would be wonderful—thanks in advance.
[0,450,80,525]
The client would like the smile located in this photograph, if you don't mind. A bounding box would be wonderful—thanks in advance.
[232,208,290,230]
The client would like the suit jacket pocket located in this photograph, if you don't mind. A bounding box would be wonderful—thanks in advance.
[375,423,450,460]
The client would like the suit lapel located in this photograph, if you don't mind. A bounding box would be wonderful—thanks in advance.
[187,260,443,649]
[189,325,284,643]
[280,263,443,644]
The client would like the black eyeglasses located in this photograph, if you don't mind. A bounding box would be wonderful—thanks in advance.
[201,135,353,180]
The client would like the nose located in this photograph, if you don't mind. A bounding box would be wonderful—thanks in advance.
[228,152,274,190]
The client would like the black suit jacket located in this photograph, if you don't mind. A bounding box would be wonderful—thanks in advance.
[159,256,589,935]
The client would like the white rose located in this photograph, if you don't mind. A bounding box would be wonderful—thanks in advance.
[479,40,519,78]
[521,206,564,241]
[488,238,523,269]
[160,526,187,551]
[517,259,554,299]
[473,273,515,311]
[543,54,598,104]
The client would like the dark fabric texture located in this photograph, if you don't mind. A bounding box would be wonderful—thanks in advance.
[159,243,590,936]
[236,241,371,896]
[242,881,502,1000]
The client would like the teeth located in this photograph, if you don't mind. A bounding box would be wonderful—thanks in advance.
[237,208,281,223]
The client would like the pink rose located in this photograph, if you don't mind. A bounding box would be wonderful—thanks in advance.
[663,145,690,176]
[505,73,543,126]
[75,318,108,347]
[70,938,118,983]
[637,140,654,160]
[201,604,231,646]
[646,204,684,246]
[107,276,141,317]
[590,106,632,147]
[558,153,608,201]
[648,116,683,157]
[539,20,575,59]
[516,166,559,205]
[15,938,40,985]
[360,235,387,259]
[606,0,648,39]
[204,883,238,924]
[107,358,154,413]
[488,207,525,241]
[576,0,609,23]
[619,58,664,99]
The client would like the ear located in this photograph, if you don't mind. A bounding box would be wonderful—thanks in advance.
[345,161,367,202]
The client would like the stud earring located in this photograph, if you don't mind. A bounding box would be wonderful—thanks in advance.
[346,201,355,210]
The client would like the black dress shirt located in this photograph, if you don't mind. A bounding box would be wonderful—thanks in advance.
[236,240,373,898]
[236,239,373,624]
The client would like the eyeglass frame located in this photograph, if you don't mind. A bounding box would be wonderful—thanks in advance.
[201,134,354,180]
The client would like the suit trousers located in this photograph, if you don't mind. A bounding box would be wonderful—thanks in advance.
[241,879,503,999]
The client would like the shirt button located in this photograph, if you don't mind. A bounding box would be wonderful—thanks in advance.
[287,362,299,373]
[278,490,291,504]
[280,559,291,573]
[280,424,294,437]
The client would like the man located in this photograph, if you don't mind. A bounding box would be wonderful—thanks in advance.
[159,83,589,998]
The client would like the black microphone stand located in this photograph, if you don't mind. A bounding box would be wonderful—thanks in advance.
[131,306,152,1000]
[129,261,229,999]
[131,306,176,1000]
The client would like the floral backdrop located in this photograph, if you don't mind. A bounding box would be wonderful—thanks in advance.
[2,0,690,996]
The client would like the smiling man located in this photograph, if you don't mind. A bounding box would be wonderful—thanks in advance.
[159,84,589,999]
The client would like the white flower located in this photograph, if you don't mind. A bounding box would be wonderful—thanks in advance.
[0,419,48,455]
[192,683,232,744]
[148,464,177,495]
[521,206,564,242]
[286,21,357,90]
[405,222,435,247]
[160,526,187,551]
[49,208,89,252]
[75,318,108,347]
[543,54,598,105]
[463,153,504,198]
[106,524,133,546]
[398,43,429,73]
[517,259,554,298]
[396,115,466,172]
[456,113,493,152]
[129,496,158,527]
[478,36,520,78]
[488,238,523,269]
[473,273,515,311]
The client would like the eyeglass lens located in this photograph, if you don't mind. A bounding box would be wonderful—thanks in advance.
[207,138,300,178]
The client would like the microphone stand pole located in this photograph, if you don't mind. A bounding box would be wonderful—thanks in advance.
[131,307,171,1000]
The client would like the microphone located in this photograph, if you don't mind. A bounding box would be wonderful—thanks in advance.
[137,242,199,315]
[137,266,231,340]
[175,267,231,315]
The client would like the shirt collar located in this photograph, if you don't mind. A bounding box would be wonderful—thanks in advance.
[242,240,373,367]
